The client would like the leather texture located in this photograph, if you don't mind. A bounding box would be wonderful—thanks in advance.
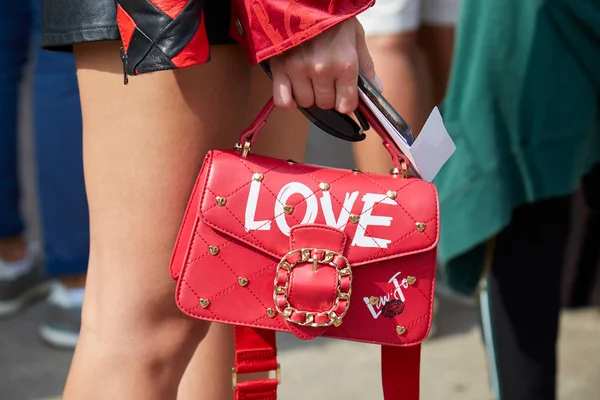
[231,326,422,399]
[117,0,209,75]
[233,327,278,400]
[230,0,375,64]
[173,147,438,344]
[170,97,439,398]
[116,0,375,75]
[382,344,422,399]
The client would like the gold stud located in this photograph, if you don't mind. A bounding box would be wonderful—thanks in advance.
[237,277,249,287]
[369,296,379,305]
[252,173,264,182]
[352,169,362,175]
[286,159,297,165]
[390,167,400,177]
[415,222,426,232]
[386,190,397,200]
[216,196,227,207]
[208,246,219,256]
[349,214,360,224]
[396,326,406,335]
[319,182,330,191]
[199,299,210,308]
[267,308,276,318]
[283,205,294,215]
[406,276,417,285]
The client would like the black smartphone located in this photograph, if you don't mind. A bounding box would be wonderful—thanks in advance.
[259,61,368,142]
[357,72,416,146]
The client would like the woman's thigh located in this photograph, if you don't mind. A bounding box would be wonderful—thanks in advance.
[68,41,255,397]
[75,40,254,330]
[69,39,310,397]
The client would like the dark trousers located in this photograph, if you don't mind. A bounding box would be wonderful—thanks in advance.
[0,0,89,277]
[480,196,572,400]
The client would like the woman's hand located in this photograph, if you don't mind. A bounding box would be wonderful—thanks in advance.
[269,17,377,115]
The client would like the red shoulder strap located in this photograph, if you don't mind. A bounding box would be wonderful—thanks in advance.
[234,326,421,399]
[233,326,279,400]
[381,344,421,400]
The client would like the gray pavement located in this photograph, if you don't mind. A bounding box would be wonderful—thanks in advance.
[2,293,599,400]
[2,78,600,399]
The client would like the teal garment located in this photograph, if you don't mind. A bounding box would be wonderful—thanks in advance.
[434,0,600,296]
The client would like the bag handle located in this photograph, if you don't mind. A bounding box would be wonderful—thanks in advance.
[235,98,411,178]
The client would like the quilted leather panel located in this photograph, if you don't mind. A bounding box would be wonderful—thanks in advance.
[172,150,439,346]
[200,151,439,265]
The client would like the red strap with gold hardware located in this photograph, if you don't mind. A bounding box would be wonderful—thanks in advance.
[233,326,420,399]
[233,326,279,400]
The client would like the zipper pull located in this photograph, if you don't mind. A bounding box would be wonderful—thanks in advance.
[120,47,129,85]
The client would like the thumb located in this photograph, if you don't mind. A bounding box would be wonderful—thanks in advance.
[355,22,381,91]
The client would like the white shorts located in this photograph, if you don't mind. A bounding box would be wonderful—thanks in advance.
[358,0,462,36]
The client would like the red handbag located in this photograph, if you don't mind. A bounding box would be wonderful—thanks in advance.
[170,99,439,400]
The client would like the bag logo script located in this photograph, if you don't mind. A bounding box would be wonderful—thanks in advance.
[363,272,412,319]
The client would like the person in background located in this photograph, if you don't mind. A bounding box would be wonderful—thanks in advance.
[434,0,600,399]
[354,0,460,174]
[0,0,87,349]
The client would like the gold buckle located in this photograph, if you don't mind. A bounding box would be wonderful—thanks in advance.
[231,364,281,390]
[273,248,352,328]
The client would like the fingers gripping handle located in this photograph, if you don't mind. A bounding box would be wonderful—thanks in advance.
[236,97,411,173]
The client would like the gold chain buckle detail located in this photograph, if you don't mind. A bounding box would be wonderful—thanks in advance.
[273,248,352,328]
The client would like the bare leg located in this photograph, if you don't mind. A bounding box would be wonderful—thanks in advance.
[352,32,434,174]
[419,25,455,105]
[177,62,309,400]
[64,42,255,399]
[178,323,236,399]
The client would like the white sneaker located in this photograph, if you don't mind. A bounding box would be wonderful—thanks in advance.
[39,282,83,349]
[0,244,51,317]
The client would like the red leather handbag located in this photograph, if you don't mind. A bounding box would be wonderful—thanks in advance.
[170,99,439,400]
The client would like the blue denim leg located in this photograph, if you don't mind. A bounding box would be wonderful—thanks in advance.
[30,0,89,278]
[0,3,31,238]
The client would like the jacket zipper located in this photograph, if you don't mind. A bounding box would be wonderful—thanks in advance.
[120,47,129,85]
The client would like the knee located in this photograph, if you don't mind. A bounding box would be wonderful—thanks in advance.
[80,286,211,368]
[80,309,210,381]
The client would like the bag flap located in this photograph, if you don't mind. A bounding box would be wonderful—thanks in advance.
[199,150,439,266]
